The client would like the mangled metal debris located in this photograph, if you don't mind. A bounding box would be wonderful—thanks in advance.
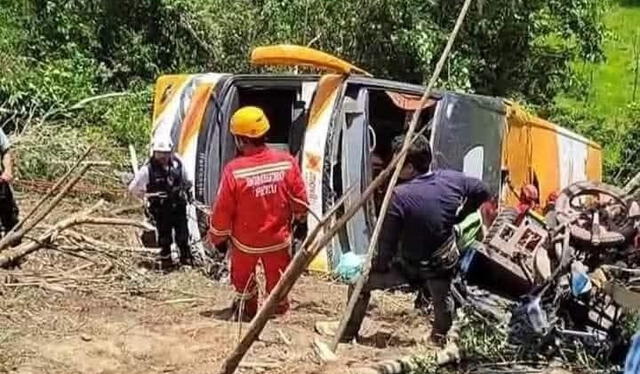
[450,180,640,371]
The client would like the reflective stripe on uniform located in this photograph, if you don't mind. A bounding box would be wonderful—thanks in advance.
[210,227,232,236]
[234,287,258,301]
[231,236,291,254]
[232,161,292,179]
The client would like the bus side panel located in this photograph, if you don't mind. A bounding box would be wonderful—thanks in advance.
[505,106,602,209]
[151,73,226,256]
[177,84,214,155]
[505,109,567,209]
[152,75,191,124]
[302,74,345,273]
[152,74,225,149]
[503,112,532,207]
[587,145,603,182]
[431,93,505,196]
[556,131,589,189]
[528,122,561,208]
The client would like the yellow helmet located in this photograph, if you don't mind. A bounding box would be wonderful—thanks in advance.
[230,106,270,138]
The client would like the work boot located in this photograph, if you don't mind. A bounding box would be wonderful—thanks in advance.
[274,299,289,316]
[179,256,194,268]
[315,321,340,337]
[179,246,194,268]
[211,303,237,321]
[211,300,252,322]
[159,256,174,273]
[429,332,447,348]
[315,320,362,344]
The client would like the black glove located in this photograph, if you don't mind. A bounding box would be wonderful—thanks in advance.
[293,221,308,240]
[0,182,7,199]
[183,181,194,202]
[184,189,194,204]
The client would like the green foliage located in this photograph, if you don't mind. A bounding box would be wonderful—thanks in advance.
[453,0,607,106]
[0,2,27,55]
[13,0,608,98]
[0,55,99,114]
[83,87,152,153]
[426,309,618,374]
[620,312,640,342]
[13,124,127,187]
[553,0,640,182]
[559,2,640,115]
[0,0,611,180]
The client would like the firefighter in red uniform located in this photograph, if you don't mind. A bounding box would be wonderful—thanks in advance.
[208,106,308,319]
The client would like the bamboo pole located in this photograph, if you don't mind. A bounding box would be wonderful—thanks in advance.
[330,0,475,351]
[129,144,139,174]
[218,2,474,371]
[8,147,92,233]
[0,201,104,268]
[0,163,93,250]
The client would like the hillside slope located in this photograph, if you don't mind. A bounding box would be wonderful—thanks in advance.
[557,1,640,115]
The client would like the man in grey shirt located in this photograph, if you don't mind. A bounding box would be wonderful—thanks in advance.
[0,128,19,240]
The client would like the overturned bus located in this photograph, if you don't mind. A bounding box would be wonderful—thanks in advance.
[150,45,602,273]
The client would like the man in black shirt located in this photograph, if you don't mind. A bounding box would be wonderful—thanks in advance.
[342,134,490,345]
[128,139,194,271]
[0,128,19,242]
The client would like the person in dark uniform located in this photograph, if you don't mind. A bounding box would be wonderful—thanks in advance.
[341,134,490,346]
[0,127,19,241]
[129,139,193,271]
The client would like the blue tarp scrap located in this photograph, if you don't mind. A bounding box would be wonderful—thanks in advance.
[626,332,640,374]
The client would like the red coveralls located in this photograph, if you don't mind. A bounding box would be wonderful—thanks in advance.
[209,146,308,317]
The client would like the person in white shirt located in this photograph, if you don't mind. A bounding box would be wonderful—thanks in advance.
[128,139,193,271]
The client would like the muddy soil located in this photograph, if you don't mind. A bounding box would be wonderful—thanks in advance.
[0,194,435,374]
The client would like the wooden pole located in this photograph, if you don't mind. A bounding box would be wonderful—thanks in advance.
[218,2,474,370]
[129,144,139,174]
[0,163,93,250]
[0,200,104,268]
[8,147,92,233]
[330,0,475,351]
[633,31,639,102]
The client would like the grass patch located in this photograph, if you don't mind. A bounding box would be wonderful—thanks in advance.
[558,1,640,119]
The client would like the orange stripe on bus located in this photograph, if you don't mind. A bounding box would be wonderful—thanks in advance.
[307,74,344,128]
[177,83,215,155]
[587,145,603,182]
[153,75,190,124]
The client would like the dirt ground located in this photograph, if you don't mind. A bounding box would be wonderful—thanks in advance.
[0,193,435,374]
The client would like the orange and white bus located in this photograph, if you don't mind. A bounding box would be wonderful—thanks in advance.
[150,45,602,272]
